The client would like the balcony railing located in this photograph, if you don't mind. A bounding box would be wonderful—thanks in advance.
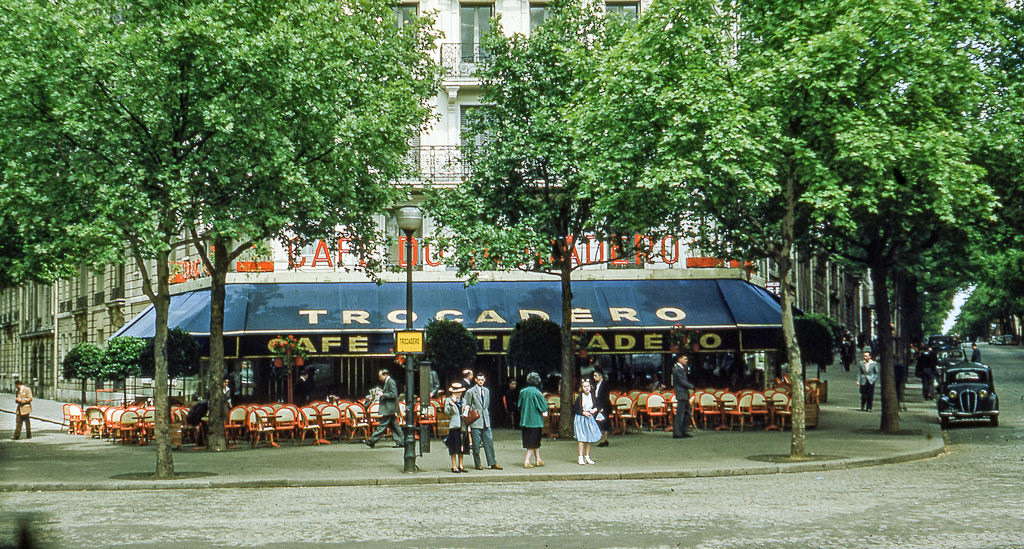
[402,145,469,181]
[440,43,490,78]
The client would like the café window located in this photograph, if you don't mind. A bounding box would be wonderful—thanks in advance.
[460,3,493,63]
[605,1,639,19]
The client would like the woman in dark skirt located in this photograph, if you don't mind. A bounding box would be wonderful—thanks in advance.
[444,382,469,473]
[517,372,549,468]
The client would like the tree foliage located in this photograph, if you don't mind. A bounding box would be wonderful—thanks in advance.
[795,314,837,369]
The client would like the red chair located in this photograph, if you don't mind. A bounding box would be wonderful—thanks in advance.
[645,394,668,430]
[696,392,722,430]
[317,404,345,441]
[346,403,371,441]
[224,406,248,444]
[297,406,323,446]
[274,405,300,443]
[417,402,438,438]
[247,408,278,448]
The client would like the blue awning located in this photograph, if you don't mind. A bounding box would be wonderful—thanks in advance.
[114,278,780,337]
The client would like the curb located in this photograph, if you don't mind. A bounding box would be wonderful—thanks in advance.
[0,433,946,493]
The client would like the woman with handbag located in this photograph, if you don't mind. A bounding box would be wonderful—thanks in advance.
[572,379,602,465]
[444,382,470,473]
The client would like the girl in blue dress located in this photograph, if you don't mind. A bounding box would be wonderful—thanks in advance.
[573,379,602,465]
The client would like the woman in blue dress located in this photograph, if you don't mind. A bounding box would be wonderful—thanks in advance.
[573,379,602,465]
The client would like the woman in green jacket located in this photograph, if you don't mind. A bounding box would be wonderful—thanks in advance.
[517,372,548,468]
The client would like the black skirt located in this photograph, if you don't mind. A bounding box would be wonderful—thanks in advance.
[445,427,469,455]
[521,427,543,449]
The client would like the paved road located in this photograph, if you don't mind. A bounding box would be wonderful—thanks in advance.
[2,344,1022,548]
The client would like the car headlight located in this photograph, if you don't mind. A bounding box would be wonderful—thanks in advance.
[948,390,958,399]
[978,389,988,399]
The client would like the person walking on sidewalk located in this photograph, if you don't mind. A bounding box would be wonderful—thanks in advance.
[12,380,33,440]
[573,379,602,465]
[517,372,548,468]
[443,382,469,473]
[857,352,880,411]
[364,369,403,448]
[465,373,502,470]
[672,355,694,438]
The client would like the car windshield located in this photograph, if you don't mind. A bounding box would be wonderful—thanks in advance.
[946,370,988,385]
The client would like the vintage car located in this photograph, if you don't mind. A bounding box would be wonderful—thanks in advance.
[937,363,999,427]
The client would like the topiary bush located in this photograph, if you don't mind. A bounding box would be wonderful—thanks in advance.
[507,316,561,373]
[139,327,201,380]
[424,319,477,377]
[795,313,836,370]
[103,336,146,402]
[62,342,104,404]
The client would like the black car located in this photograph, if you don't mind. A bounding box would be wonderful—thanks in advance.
[937,363,999,428]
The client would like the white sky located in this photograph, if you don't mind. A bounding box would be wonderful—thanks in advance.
[942,287,974,335]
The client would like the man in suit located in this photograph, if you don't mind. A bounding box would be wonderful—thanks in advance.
[672,355,695,438]
[12,379,33,440]
[592,369,613,447]
[364,369,404,448]
[465,372,502,470]
[970,343,981,362]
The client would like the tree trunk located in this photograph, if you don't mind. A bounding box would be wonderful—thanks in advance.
[557,266,574,439]
[206,237,231,451]
[81,379,87,406]
[153,248,174,478]
[780,166,807,458]
[871,265,900,433]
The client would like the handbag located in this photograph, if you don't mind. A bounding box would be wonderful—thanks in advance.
[463,409,480,425]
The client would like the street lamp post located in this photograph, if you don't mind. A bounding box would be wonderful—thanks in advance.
[396,206,422,473]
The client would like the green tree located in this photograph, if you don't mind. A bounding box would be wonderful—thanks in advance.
[102,336,146,406]
[794,314,837,376]
[584,0,999,446]
[424,319,478,378]
[1,0,440,471]
[426,0,672,437]
[62,342,104,405]
[184,2,439,451]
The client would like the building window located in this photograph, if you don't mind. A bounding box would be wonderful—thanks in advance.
[605,1,639,19]
[460,105,494,150]
[394,3,417,28]
[530,3,549,31]
[460,3,492,63]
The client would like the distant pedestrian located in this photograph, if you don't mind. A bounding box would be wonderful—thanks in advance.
[12,380,33,440]
[573,379,602,465]
[920,347,937,400]
[364,369,403,449]
[592,369,612,447]
[502,378,520,427]
[971,343,981,363]
[443,382,469,473]
[465,373,502,470]
[857,352,880,411]
[294,369,314,406]
[517,372,548,468]
[672,354,695,438]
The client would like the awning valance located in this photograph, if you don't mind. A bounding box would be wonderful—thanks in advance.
[113,278,782,351]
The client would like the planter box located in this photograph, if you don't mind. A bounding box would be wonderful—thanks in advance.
[805,401,819,429]
[236,261,274,273]
[686,257,724,268]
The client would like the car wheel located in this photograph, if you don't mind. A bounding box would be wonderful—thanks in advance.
[990,415,998,427]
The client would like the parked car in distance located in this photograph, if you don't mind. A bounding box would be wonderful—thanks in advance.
[937,363,999,428]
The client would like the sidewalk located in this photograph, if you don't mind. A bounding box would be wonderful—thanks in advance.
[0,370,945,492]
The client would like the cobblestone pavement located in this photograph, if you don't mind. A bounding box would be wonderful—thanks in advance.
[2,345,1022,548]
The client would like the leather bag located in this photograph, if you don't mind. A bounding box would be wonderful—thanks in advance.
[462,409,480,426]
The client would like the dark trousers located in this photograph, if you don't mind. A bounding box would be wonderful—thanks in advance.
[369,414,403,444]
[921,373,935,399]
[860,383,875,411]
[673,398,692,436]
[14,413,31,439]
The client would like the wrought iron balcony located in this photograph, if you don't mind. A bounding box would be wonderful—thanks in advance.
[402,145,469,181]
[440,43,491,78]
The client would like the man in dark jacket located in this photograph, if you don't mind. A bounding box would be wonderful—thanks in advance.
[672,355,695,438]
[364,369,404,448]
[592,369,613,446]
[970,343,981,362]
